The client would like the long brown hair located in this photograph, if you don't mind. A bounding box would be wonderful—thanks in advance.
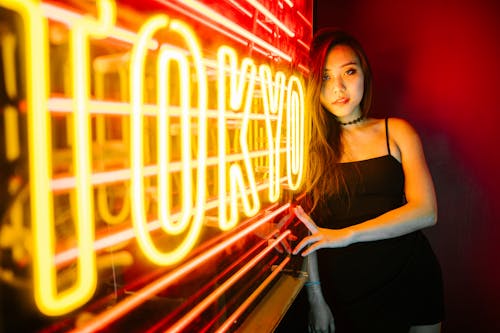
[302,28,373,212]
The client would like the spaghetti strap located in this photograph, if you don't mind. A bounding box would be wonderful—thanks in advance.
[385,117,391,156]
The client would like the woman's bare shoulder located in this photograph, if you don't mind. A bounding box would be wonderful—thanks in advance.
[386,117,425,159]
[387,117,419,138]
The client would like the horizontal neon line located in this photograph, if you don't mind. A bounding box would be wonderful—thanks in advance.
[215,256,290,332]
[298,63,310,74]
[40,2,159,50]
[297,38,310,51]
[50,148,288,191]
[229,0,253,17]
[167,230,291,332]
[48,97,155,116]
[296,9,312,28]
[47,97,278,120]
[53,178,289,266]
[68,203,290,333]
[257,19,273,35]
[54,224,146,267]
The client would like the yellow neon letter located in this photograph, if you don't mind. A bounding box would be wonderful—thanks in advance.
[62,0,116,315]
[64,0,116,315]
[131,17,208,265]
[217,46,260,230]
[286,75,306,190]
[4,0,115,316]
[158,48,190,234]
[1,0,53,316]
[259,65,286,202]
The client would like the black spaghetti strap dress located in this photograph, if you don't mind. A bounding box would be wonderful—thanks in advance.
[310,118,444,332]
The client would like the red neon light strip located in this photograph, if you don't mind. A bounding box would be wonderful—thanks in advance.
[153,0,252,47]
[166,230,291,333]
[198,254,281,333]
[298,63,309,74]
[229,0,253,17]
[296,9,312,28]
[155,0,292,62]
[68,203,290,333]
[40,2,159,50]
[143,236,273,332]
[41,1,295,67]
[244,0,295,37]
[226,0,275,35]
[215,256,291,332]
[297,38,311,51]
[257,19,273,34]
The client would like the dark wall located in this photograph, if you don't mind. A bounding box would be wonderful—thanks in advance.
[314,0,500,332]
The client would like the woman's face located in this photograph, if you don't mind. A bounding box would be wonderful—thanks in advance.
[320,45,364,119]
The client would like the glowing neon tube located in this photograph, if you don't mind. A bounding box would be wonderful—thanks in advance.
[145,234,274,332]
[4,0,116,317]
[296,9,312,28]
[217,46,261,230]
[54,177,289,268]
[156,0,292,62]
[215,256,291,332]
[260,65,286,202]
[3,0,309,319]
[48,97,280,120]
[41,2,159,50]
[166,231,292,333]
[68,203,290,333]
[245,0,295,37]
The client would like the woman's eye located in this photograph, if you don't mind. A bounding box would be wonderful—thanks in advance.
[345,68,357,76]
[322,73,330,81]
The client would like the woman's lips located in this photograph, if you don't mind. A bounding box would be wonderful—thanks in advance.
[333,97,349,104]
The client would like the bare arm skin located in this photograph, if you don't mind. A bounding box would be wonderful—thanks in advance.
[304,251,335,332]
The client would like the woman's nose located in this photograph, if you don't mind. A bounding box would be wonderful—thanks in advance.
[330,76,345,92]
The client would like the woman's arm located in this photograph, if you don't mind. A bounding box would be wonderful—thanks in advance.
[294,118,437,256]
[304,251,335,332]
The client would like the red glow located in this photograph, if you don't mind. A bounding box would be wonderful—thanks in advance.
[216,256,291,332]
[153,0,292,61]
[143,236,272,332]
[68,204,290,333]
[166,231,291,333]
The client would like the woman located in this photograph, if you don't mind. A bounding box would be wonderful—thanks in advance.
[290,28,444,332]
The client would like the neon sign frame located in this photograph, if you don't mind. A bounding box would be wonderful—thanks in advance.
[1,0,308,317]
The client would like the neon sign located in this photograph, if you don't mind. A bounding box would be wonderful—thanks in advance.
[1,0,307,317]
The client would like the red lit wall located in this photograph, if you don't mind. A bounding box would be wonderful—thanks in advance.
[315,0,500,331]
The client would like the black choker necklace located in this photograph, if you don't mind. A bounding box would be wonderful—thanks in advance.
[338,115,364,126]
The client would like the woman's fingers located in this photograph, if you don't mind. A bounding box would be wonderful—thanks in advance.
[300,243,319,256]
[293,233,322,255]
[294,206,319,233]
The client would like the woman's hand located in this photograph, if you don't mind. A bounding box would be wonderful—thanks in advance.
[293,206,354,256]
[307,290,335,333]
